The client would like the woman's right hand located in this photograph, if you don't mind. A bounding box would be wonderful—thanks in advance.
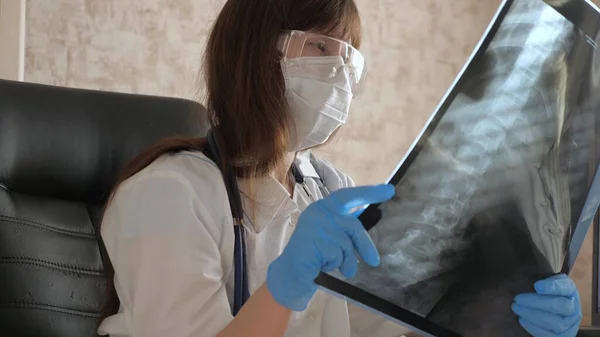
[266,184,395,311]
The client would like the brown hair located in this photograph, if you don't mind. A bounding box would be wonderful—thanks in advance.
[98,0,362,324]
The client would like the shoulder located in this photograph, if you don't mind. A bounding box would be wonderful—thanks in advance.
[117,151,227,205]
[103,151,231,239]
[300,151,355,190]
[127,151,224,192]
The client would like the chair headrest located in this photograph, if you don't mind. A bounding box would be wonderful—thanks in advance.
[0,79,208,203]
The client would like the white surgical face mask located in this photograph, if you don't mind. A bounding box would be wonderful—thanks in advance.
[282,56,354,152]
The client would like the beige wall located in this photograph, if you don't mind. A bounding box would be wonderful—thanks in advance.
[24,0,595,327]
[25,0,222,98]
[0,0,26,80]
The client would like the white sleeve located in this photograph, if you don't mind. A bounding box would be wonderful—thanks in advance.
[349,304,414,337]
[99,170,234,337]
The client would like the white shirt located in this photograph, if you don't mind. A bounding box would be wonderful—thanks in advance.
[97,151,411,337]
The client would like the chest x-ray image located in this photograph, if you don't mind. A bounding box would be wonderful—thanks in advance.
[320,0,600,336]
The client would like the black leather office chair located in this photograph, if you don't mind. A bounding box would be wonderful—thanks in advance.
[0,79,207,336]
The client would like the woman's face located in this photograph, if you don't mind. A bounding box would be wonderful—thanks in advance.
[281,30,366,95]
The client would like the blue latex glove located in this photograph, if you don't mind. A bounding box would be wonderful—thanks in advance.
[266,184,395,311]
[512,274,582,337]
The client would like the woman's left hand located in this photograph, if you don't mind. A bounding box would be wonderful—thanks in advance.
[511,274,582,337]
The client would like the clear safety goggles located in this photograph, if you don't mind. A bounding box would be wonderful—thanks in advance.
[279,30,367,95]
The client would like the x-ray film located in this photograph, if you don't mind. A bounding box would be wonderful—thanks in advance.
[316,0,600,336]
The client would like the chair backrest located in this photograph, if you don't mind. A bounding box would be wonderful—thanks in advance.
[0,79,207,336]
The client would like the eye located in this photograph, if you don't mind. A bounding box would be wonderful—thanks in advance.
[315,42,327,53]
[305,38,329,56]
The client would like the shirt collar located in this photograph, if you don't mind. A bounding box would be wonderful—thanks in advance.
[238,171,297,234]
[295,151,320,179]
[237,152,319,233]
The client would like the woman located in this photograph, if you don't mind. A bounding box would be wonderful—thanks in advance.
[97,0,582,336]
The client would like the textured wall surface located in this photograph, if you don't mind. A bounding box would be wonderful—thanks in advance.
[24,0,595,327]
[25,0,224,99]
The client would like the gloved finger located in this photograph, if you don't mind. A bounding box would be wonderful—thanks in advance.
[535,274,578,297]
[333,214,380,267]
[512,303,581,333]
[323,185,395,215]
[339,244,359,279]
[518,318,558,337]
[350,205,367,218]
[312,215,360,275]
[514,293,577,317]
[320,245,344,273]
[557,321,581,337]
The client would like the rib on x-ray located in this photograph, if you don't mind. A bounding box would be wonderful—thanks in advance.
[338,0,600,336]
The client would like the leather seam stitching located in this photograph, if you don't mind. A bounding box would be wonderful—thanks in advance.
[0,302,99,318]
[0,215,96,238]
[0,257,103,276]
